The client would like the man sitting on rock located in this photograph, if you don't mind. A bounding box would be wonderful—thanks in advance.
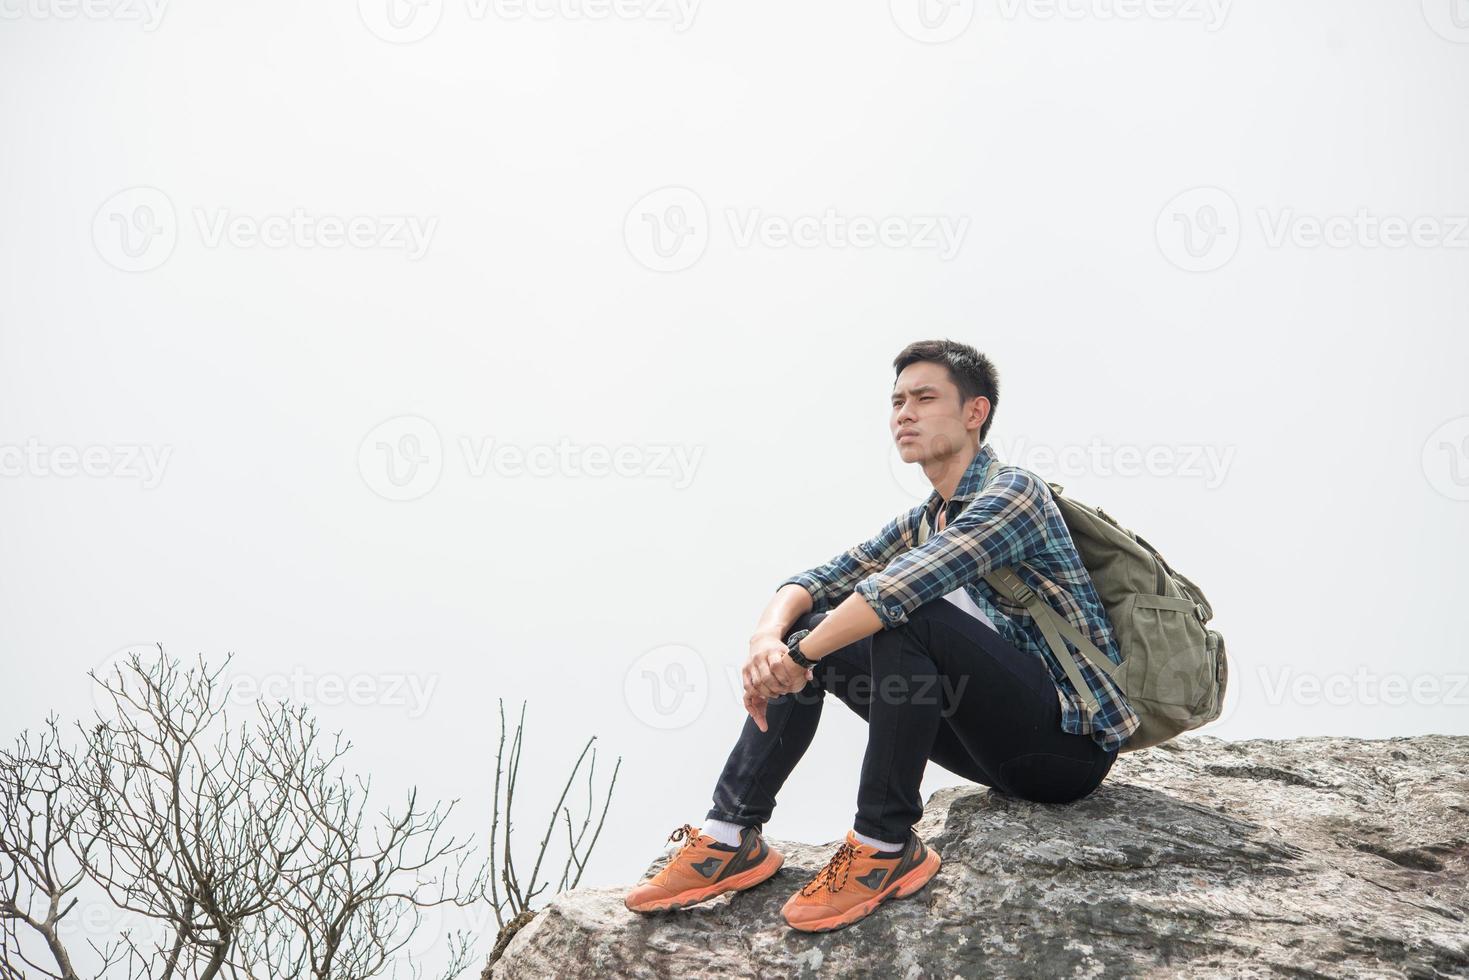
[625,338,1137,933]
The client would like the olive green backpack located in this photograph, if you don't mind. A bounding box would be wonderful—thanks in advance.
[918,481,1228,753]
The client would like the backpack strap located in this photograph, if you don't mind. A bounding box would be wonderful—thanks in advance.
[983,566,1120,717]
[914,504,1118,714]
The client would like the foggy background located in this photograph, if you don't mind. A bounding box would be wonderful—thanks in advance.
[3,0,1467,970]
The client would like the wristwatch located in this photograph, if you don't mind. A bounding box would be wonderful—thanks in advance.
[785,628,817,669]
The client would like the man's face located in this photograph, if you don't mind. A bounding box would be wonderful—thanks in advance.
[890,361,987,465]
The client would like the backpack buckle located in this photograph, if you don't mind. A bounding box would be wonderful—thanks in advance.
[991,567,1037,606]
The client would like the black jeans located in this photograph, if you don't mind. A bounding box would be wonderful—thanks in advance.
[707,597,1120,842]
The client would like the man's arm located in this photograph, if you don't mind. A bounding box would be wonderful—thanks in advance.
[852,467,1050,630]
[742,508,917,731]
[768,508,916,625]
[750,583,814,645]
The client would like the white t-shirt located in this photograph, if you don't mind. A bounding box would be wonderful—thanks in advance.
[930,508,999,631]
[943,585,998,631]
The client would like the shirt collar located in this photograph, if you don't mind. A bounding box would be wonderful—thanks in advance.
[923,441,1002,525]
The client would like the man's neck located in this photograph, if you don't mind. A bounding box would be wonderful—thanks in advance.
[924,441,981,506]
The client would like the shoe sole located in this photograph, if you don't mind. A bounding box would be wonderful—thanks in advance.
[626,849,784,914]
[784,848,942,933]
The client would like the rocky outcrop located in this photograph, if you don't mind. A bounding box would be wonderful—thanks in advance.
[488,735,1469,978]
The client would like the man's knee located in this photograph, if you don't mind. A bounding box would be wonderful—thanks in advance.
[790,610,827,637]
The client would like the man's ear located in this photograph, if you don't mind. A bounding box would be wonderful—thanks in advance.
[969,396,991,433]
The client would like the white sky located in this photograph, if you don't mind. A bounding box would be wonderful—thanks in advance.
[2,0,1467,972]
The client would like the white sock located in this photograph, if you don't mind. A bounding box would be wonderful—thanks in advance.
[853,829,903,853]
[702,818,747,847]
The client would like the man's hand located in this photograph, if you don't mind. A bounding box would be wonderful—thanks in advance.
[742,632,813,733]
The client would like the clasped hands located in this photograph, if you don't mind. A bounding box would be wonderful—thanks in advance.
[742,631,815,733]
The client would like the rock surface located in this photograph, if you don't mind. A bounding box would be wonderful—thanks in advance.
[488,735,1469,979]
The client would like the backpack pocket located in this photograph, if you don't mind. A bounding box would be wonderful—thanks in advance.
[1114,593,1213,717]
[1199,628,1228,723]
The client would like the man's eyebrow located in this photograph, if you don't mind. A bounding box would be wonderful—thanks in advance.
[891,385,938,401]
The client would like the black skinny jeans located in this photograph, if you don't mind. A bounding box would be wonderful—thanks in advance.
[707,596,1119,842]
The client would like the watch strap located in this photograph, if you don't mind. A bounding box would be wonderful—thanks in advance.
[785,628,816,669]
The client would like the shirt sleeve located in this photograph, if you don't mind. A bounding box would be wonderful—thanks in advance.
[776,508,917,614]
[855,467,1050,629]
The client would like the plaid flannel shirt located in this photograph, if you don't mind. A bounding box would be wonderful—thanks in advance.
[776,441,1139,752]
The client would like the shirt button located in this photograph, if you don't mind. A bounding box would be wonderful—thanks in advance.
[889,605,901,617]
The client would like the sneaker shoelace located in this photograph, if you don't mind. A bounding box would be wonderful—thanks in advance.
[800,840,859,896]
[651,824,706,884]
[667,823,704,852]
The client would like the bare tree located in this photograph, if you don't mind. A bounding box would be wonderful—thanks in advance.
[67,647,483,980]
[3,654,618,980]
[482,700,619,968]
[74,650,323,979]
[237,710,482,980]
[0,716,94,980]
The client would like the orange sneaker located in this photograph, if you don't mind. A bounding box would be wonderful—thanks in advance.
[781,829,942,933]
[624,823,784,914]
